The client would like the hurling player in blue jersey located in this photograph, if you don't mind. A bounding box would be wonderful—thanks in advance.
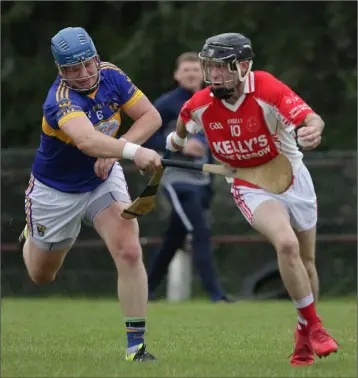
[19,27,163,362]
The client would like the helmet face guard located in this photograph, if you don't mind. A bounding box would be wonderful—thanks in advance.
[57,55,101,94]
[199,55,253,98]
[199,33,254,99]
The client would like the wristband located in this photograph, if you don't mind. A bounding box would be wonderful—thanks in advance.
[122,141,141,160]
[172,133,187,147]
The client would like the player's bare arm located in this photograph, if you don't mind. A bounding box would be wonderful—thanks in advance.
[121,95,162,145]
[165,116,188,152]
[297,113,325,150]
[93,94,161,179]
[60,115,162,172]
[176,115,189,139]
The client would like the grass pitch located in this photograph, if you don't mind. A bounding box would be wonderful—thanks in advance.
[1,297,356,377]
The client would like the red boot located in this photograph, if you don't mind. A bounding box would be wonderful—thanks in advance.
[308,321,338,358]
[290,325,315,366]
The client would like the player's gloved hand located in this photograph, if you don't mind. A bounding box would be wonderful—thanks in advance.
[94,158,117,180]
[166,131,187,152]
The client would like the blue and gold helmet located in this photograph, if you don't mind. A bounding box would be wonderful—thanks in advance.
[51,27,100,93]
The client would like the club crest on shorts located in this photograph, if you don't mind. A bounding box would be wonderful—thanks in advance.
[36,224,47,237]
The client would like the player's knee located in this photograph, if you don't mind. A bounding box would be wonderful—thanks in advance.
[111,238,142,265]
[121,245,142,264]
[28,271,56,286]
[275,235,300,259]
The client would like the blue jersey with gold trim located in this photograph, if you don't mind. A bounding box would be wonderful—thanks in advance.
[32,61,143,193]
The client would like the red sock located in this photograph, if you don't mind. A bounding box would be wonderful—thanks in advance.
[294,293,320,326]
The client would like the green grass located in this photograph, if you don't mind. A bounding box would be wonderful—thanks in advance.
[1,297,356,377]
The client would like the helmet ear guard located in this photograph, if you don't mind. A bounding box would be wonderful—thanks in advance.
[233,59,253,82]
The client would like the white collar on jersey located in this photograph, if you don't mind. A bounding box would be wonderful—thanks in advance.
[243,71,255,94]
[221,71,255,112]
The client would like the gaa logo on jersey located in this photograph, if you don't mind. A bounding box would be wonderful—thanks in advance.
[209,122,223,130]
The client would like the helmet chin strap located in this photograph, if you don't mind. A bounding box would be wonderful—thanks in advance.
[210,86,235,100]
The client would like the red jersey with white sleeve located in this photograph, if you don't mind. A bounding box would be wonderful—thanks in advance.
[179,70,315,187]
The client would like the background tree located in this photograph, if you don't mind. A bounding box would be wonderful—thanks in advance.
[1,1,356,148]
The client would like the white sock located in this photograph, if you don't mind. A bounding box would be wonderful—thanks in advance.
[298,315,307,326]
[293,293,314,309]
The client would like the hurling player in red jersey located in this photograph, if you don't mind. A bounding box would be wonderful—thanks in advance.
[166,33,338,366]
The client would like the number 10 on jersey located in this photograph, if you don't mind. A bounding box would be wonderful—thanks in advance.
[230,124,241,137]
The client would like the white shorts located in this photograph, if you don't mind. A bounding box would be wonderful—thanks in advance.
[231,163,317,232]
[25,162,131,251]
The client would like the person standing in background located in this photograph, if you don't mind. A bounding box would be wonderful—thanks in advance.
[144,52,234,303]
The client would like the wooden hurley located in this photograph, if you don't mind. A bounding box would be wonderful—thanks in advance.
[121,154,293,220]
[161,153,293,194]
